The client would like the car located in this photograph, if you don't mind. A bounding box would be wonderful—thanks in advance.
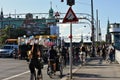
[0,44,18,58]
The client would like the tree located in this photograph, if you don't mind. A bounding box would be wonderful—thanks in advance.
[0,26,26,44]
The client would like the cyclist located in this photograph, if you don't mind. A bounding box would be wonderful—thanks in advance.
[48,46,57,74]
[29,43,43,80]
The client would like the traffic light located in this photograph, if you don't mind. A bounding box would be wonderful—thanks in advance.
[90,37,92,41]
[61,0,64,2]
[67,0,75,6]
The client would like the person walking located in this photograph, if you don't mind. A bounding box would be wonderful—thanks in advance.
[48,46,57,74]
[102,45,107,60]
[74,46,80,64]
[61,46,67,66]
[29,44,43,80]
[109,47,115,63]
[106,44,114,63]
[79,44,86,64]
[97,46,101,57]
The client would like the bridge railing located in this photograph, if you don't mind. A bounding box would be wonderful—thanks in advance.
[115,49,120,64]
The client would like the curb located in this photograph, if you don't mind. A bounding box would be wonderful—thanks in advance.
[60,64,82,80]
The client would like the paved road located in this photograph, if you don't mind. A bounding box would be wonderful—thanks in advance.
[1,57,120,80]
[0,58,81,80]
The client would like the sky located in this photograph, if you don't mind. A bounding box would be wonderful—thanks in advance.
[0,0,120,42]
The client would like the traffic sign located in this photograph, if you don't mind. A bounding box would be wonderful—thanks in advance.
[63,7,78,23]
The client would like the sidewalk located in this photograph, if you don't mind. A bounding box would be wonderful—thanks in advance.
[61,57,120,80]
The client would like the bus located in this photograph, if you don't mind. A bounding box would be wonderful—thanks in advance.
[5,39,18,45]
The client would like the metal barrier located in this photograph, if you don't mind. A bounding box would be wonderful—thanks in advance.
[115,49,120,64]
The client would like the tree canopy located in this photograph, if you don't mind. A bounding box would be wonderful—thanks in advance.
[0,26,26,44]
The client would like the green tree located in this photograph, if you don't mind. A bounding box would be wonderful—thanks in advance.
[0,26,10,43]
[0,26,26,44]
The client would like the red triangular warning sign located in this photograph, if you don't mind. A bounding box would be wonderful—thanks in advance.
[63,7,78,23]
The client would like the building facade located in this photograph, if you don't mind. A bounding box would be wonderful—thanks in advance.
[106,22,120,49]
[0,7,58,36]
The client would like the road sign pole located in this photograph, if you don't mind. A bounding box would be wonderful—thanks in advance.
[62,6,78,80]
[91,0,95,57]
[69,22,72,79]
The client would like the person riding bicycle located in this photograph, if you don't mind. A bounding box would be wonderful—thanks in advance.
[48,46,57,74]
[29,43,43,80]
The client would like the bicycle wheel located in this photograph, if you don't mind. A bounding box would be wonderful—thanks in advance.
[47,66,52,78]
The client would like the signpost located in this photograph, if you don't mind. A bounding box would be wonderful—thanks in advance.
[60,0,95,79]
[63,6,78,79]
[63,7,78,23]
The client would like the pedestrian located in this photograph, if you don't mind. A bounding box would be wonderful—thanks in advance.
[79,44,86,64]
[109,48,114,63]
[47,46,57,75]
[61,46,67,66]
[97,46,101,57]
[106,44,114,63]
[74,46,80,63]
[29,43,43,80]
[102,45,106,60]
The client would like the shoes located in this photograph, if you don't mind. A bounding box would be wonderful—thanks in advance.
[54,72,56,75]
[54,71,56,75]
[37,75,42,79]
[30,74,34,80]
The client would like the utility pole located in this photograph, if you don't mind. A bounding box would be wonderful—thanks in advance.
[91,0,95,57]
[98,20,102,42]
[96,9,98,42]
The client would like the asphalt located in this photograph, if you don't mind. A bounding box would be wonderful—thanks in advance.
[61,57,120,80]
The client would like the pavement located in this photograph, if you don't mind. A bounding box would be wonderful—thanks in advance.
[61,57,120,80]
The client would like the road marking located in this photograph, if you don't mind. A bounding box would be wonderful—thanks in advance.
[2,71,30,80]
[2,65,47,80]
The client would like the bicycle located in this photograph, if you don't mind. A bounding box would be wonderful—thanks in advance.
[47,57,63,78]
